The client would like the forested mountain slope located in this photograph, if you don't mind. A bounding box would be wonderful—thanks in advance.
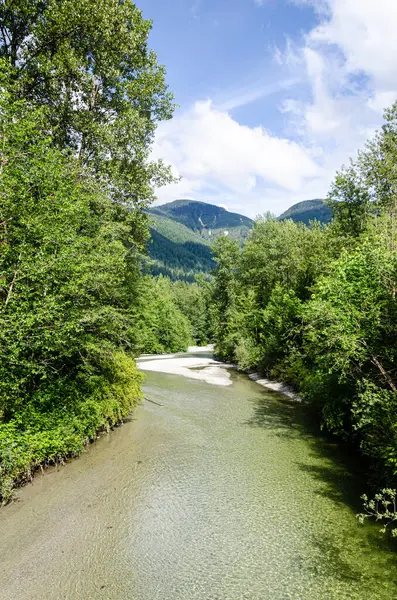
[146,200,252,280]
[147,214,214,281]
[146,199,333,280]
[149,199,253,241]
[278,199,332,225]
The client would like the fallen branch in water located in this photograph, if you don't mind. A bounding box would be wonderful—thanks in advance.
[144,397,164,407]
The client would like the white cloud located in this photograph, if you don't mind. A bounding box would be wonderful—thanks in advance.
[273,0,397,202]
[296,0,397,110]
[368,91,397,115]
[308,0,397,88]
[153,101,321,216]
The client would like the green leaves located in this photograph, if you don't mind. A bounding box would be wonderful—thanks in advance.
[357,489,397,537]
[131,275,193,354]
[0,0,175,211]
[0,97,146,500]
[210,168,397,487]
[0,1,180,500]
[210,217,327,369]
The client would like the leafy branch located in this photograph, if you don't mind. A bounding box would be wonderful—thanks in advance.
[357,489,397,536]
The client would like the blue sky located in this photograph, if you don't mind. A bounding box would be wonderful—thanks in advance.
[140,0,397,217]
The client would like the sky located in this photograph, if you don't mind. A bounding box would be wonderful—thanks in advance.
[139,0,397,218]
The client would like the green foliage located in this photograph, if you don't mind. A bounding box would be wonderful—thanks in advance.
[211,217,328,368]
[171,280,211,345]
[0,0,178,501]
[147,228,214,281]
[328,165,373,238]
[0,352,142,502]
[210,102,397,492]
[257,285,303,377]
[357,489,397,537]
[210,236,241,359]
[211,208,397,483]
[328,101,397,238]
[301,240,397,451]
[0,0,175,211]
[132,276,192,354]
[0,97,145,500]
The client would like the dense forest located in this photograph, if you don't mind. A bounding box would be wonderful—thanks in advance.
[147,219,214,282]
[208,105,397,517]
[145,200,253,280]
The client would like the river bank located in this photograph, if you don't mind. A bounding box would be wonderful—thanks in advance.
[247,372,301,401]
[138,346,301,401]
[0,348,299,505]
[137,346,232,387]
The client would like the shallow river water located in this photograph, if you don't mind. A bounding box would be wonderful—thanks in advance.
[0,351,397,599]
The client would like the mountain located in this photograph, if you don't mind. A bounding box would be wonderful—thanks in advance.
[145,199,332,282]
[145,200,253,281]
[278,199,332,225]
[150,199,253,241]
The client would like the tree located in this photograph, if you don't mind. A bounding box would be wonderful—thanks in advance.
[132,276,192,354]
[0,0,176,501]
[0,92,143,501]
[207,99,397,491]
[0,0,175,230]
[303,235,397,470]
[328,100,397,241]
[210,237,241,359]
[211,216,330,371]
[171,280,210,345]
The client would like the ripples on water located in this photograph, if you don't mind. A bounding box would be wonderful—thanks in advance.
[0,355,396,599]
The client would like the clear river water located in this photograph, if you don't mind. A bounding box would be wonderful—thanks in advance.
[0,351,396,599]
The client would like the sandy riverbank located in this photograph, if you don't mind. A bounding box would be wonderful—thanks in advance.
[137,346,232,386]
[247,372,301,402]
[137,347,301,400]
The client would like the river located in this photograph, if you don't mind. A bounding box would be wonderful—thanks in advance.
[0,350,396,599]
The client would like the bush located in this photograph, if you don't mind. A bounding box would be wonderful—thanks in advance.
[0,351,142,503]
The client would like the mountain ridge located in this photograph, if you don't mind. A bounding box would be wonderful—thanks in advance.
[146,198,333,281]
[278,199,332,225]
[149,199,254,238]
[145,200,252,281]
